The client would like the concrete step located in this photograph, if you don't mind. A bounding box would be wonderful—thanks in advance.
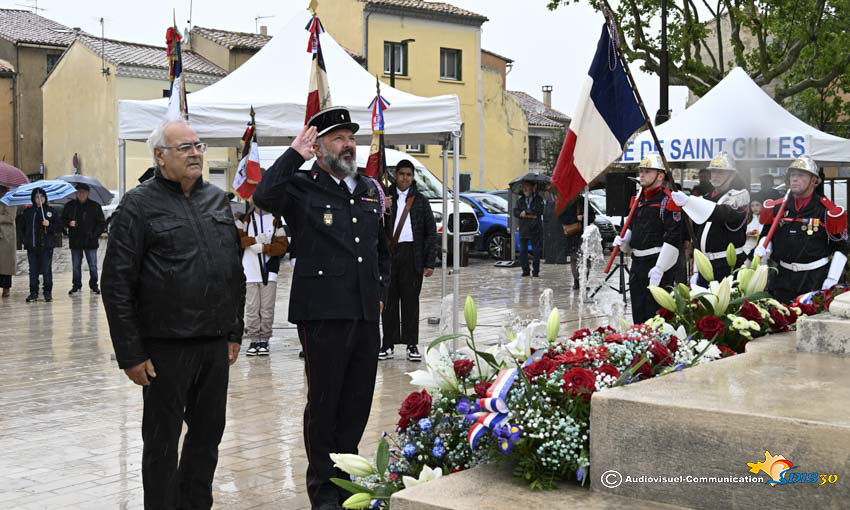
[590,332,850,510]
[391,463,686,510]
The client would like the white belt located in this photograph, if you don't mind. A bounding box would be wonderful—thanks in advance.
[705,247,745,261]
[779,258,829,272]
[632,247,661,257]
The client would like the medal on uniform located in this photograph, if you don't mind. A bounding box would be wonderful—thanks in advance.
[323,212,333,226]
[806,218,813,235]
[814,218,820,232]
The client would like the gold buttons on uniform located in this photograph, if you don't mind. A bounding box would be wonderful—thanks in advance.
[318,270,323,276]
[355,237,360,243]
[358,257,363,263]
[352,217,358,224]
[350,199,355,205]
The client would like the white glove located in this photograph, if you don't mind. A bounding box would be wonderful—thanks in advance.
[248,243,264,255]
[255,233,269,245]
[754,241,772,259]
[690,272,699,286]
[822,277,838,291]
[671,191,689,207]
[648,266,664,286]
[613,229,632,247]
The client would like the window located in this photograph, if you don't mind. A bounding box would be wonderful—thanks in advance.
[383,42,408,76]
[406,144,424,153]
[440,48,462,81]
[46,54,61,74]
[529,136,542,163]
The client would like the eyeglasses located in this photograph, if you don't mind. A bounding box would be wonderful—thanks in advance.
[157,142,208,154]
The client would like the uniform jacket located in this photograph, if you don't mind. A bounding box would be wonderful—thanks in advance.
[629,186,684,254]
[21,204,61,251]
[693,187,749,255]
[101,170,247,369]
[513,193,545,238]
[386,182,437,273]
[253,148,391,323]
[760,193,850,264]
[62,199,106,250]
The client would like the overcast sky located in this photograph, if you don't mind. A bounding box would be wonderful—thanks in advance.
[5,0,688,117]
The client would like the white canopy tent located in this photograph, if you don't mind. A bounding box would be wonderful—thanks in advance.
[620,67,850,167]
[116,9,466,333]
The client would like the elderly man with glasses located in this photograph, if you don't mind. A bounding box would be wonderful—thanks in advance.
[102,119,246,509]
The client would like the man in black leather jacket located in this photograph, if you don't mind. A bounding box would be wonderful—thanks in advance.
[253,107,390,510]
[101,119,245,510]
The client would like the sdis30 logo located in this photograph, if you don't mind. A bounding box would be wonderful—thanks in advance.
[747,451,839,486]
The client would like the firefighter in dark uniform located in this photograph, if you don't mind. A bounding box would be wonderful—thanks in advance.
[613,152,684,324]
[671,152,750,286]
[755,155,848,303]
[252,107,391,510]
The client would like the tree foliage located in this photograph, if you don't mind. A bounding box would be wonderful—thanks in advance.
[546,0,850,130]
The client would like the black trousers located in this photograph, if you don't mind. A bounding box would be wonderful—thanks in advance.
[630,254,676,324]
[770,264,829,304]
[141,337,229,510]
[518,237,542,274]
[382,242,423,348]
[299,320,379,509]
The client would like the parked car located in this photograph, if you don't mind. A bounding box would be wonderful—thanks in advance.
[468,189,509,203]
[460,192,510,259]
[102,191,120,232]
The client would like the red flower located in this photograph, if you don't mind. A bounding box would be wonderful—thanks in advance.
[630,355,654,380]
[570,328,591,340]
[523,358,557,380]
[798,303,817,316]
[769,308,790,332]
[562,367,596,400]
[648,340,672,366]
[667,335,679,353]
[554,346,608,366]
[696,316,725,339]
[453,359,474,379]
[595,325,616,335]
[604,333,624,344]
[474,381,492,398]
[595,363,620,380]
[397,390,432,430]
[718,346,737,358]
[738,301,762,322]
[657,307,673,320]
[389,472,400,481]
[786,307,798,325]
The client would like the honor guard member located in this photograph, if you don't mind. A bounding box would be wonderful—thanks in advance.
[252,107,391,510]
[670,152,750,285]
[755,155,849,303]
[613,152,684,324]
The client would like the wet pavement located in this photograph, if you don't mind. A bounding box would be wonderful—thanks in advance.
[0,252,619,509]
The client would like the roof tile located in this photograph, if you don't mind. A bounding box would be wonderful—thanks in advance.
[78,35,226,76]
[508,90,571,127]
[191,26,271,51]
[0,8,79,47]
[363,0,487,23]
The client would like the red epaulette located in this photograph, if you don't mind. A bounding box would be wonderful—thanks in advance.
[760,197,784,225]
[820,196,847,235]
[662,189,682,212]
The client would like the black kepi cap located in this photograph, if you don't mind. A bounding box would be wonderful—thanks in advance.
[75,183,90,191]
[307,106,360,137]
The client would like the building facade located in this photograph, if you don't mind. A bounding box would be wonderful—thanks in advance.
[41,36,227,190]
[509,88,571,174]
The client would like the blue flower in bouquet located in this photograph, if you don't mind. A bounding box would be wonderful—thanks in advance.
[418,418,432,432]
[435,436,443,446]
[576,466,585,482]
[403,443,417,458]
[673,362,686,372]
[370,499,381,509]
[494,424,522,455]
[456,397,472,415]
[432,444,445,459]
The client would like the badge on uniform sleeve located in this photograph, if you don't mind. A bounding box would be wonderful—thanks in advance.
[323,212,333,226]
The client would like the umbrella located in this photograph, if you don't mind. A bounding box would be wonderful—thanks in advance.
[509,172,551,192]
[57,175,114,205]
[0,162,29,188]
[0,180,77,206]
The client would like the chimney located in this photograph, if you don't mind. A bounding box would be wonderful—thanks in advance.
[260,25,268,36]
[542,85,553,110]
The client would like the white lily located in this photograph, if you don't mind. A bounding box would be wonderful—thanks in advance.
[329,453,375,477]
[694,339,721,360]
[745,264,769,296]
[693,249,715,282]
[546,307,560,344]
[407,343,458,392]
[403,465,443,489]
[661,322,688,341]
[648,285,676,312]
[714,276,732,315]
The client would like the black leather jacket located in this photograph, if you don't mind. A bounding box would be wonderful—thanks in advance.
[101,171,246,369]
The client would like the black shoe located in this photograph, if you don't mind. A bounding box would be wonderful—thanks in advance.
[298,350,305,359]
[68,287,80,295]
[257,342,270,356]
[26,293,38,303]
[532,272,540,277]
[43,293,52,302]
[573,280,580,289]
[407,345,422,362]
[521,272,530,277]
[246,343,259,356]
[90,287,101,295]
[378,347,394,360]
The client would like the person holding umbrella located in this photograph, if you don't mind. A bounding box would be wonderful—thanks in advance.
[21,187,60,302]
[62,183,106,295]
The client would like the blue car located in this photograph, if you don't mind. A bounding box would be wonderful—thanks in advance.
[460,193,510,259]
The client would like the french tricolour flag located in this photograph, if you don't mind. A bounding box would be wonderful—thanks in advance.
[552,24,644,211]
[305,16,331,123]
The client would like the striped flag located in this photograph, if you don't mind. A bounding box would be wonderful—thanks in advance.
[364,86,390,178]
[233,109,262,199]
[551,23,644,212]
[305,16,331,123]
[165,22,188,120]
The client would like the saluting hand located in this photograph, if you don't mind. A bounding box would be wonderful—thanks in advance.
[292,125,318,160]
